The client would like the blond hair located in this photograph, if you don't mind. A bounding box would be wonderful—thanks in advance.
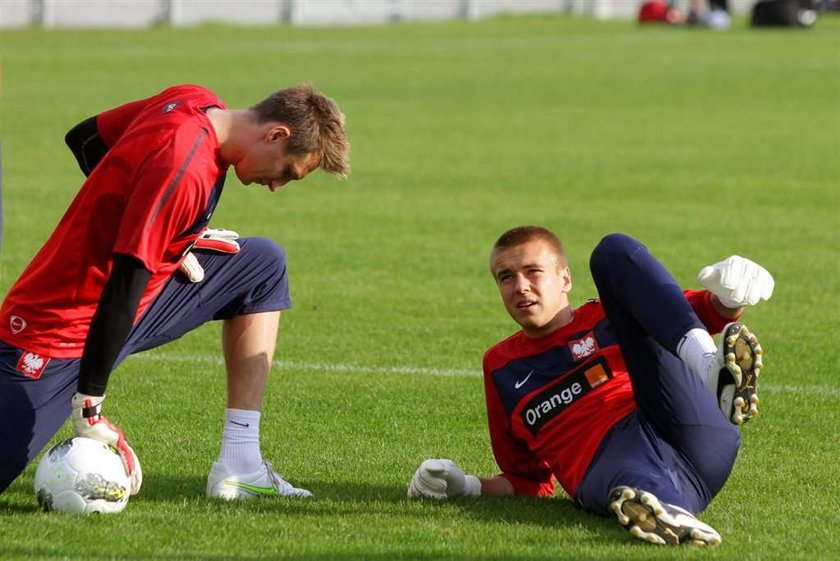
[251,83,350,178]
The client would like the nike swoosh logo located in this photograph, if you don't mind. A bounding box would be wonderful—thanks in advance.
[229,421,250,428]
[224,481,277,496]
[514,370,535,389]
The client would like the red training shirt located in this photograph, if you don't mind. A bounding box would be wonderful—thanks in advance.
[0,85,228,358]
[482,290,733,498]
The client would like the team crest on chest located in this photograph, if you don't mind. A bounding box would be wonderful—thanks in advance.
[17,351,50,380]
[569,331,598,361]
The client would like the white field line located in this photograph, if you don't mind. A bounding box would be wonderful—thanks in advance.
[129,352,840,397]
[131,352,478,377]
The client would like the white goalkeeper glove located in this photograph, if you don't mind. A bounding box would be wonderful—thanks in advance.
[697,255,774,309]
[179,228,241,283]
[408,459,481,499]
[71,392,143,495]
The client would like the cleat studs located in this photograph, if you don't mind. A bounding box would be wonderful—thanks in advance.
[647,533,666,545]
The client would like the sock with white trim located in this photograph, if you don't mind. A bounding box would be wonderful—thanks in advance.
[676,328,718,392]
[218,408,262,475]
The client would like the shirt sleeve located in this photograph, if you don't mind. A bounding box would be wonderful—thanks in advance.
[112,130,210,273]
[97,96,157,147]
[684,289,741,335]
[483,360,556,497]
[97,85,221,147]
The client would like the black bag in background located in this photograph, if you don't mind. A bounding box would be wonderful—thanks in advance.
[751,0,818,26]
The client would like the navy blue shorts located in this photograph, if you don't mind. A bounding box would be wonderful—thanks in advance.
[574,234,741,515]
[0,237,291,493]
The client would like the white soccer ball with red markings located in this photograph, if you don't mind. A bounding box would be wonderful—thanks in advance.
[34,437,130,514]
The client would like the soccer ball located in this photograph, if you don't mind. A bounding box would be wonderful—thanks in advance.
[34,437,130,514]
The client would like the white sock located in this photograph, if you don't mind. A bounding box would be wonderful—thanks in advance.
[218,408,262,474]
[676,328,718,391]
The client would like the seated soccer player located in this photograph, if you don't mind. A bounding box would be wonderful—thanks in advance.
[408,226,774,546]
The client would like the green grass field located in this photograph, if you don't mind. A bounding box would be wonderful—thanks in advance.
[1,13,839,561]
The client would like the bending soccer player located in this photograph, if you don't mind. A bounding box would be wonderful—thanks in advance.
[408,227,774,546]
[0,83,349,500]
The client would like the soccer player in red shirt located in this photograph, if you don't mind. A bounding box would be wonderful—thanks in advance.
[409,226,774,546]
[0,83,349,501]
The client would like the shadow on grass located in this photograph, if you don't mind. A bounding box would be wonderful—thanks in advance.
[2,473,624,554]
[3,471,616,526]
[137,474,619,542]
[139,474,574,518]
[0,546,631,561]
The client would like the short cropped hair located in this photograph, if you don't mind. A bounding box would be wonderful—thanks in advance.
[250,83,350,178]
[490,225,567,272]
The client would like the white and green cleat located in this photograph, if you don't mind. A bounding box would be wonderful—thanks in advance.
[206,460,313,499]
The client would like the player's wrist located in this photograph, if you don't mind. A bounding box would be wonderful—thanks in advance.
[71,392,105,414]
[709,293,743,318]
[461,474,482,497]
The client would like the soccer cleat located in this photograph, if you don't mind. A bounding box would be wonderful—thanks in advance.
[206,460,313,500]
[711,322,763,425]
[609,486,722,546]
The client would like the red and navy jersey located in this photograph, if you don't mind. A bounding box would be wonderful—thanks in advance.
[482,290,733,498]
[0,85,227,357]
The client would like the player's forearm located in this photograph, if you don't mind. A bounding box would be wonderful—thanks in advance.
[477,475,515,496]
[78,254,150,395]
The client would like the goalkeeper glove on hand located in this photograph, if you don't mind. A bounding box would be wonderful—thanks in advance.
[71,392,143,495]
[407,459,481,499]
[697,255,774,308]
[179,228,241,283]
